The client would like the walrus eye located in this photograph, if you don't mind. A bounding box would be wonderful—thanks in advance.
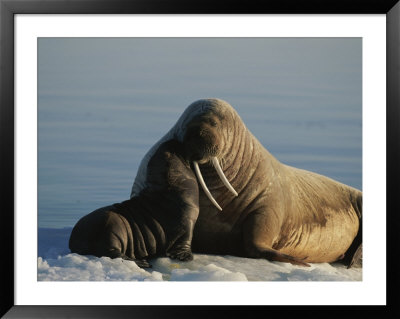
[193,161,223,211]
[211,157,238,197]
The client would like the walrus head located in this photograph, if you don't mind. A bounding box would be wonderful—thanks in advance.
[180,99,238,211]
[183,115,222,163]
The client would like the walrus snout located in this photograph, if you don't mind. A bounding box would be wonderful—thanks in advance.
[183,123,220,163]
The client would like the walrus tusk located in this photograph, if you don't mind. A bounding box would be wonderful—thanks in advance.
[193,161,223,211]
[211,157,238,197]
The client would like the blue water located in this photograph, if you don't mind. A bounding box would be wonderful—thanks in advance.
[38,38,362,228]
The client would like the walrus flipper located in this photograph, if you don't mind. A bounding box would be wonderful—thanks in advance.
[343,214,362,269]
[164,220,196,261]
[166,241,194,261]
[346,244,362,269]
[348,244,362,269]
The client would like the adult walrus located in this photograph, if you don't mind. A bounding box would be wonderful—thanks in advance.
[131,98,362,268]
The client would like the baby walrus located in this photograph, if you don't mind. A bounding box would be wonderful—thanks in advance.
[69,140,200,268]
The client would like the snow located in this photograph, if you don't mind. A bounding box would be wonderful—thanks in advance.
[38,227,362,282]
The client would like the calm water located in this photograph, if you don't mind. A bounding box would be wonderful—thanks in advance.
[38,38,362,228]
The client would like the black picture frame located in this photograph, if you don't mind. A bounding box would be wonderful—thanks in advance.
[1,0,399,318]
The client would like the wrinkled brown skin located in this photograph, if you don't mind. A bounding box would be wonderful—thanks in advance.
[131,98,362,268]
[69,140,199,267]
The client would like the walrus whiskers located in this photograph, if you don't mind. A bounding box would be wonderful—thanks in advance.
[211,157,238,197]
[193,161,223,211]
